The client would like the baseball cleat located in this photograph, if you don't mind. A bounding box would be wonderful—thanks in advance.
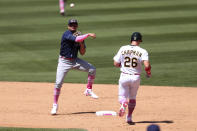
[51,103,58,115]
[84,89,99,99]
[60,12,65,16]
[60,10,65,16]
[119,102,128,117]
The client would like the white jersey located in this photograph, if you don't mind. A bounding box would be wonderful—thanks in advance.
[113,45,149,75]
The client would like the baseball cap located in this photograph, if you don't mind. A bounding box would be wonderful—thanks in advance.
[68,19,78,26]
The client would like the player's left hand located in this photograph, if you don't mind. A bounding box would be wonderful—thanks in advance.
[73,31,82,36]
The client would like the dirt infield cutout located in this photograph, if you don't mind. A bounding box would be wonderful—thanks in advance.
[0,82,196,131]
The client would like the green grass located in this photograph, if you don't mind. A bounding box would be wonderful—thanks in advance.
[0,127,86,131]
[0,0,197,87]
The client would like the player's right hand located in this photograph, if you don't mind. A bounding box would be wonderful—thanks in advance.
[88,33,96,39]
[145,65,151,78]
[146,73,151,78]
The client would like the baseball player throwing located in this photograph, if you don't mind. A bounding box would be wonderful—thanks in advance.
[51,19,98,115]
[113,32,151,123]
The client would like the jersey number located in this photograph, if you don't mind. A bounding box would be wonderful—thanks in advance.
[124,57,138,68]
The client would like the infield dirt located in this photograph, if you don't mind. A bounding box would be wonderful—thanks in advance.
[0,82,196,131]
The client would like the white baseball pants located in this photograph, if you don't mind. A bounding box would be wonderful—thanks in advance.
[118,73,140,103]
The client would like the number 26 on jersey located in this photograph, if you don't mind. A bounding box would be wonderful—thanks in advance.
[124,57,138,68]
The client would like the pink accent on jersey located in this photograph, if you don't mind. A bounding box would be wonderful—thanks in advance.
[87,75,95,89]
[59,0,64,12]
[54,88,61,104]
[75,34,89,42]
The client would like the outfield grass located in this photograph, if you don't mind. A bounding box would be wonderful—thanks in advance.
[0,127,86,131]
[0,0,197,87]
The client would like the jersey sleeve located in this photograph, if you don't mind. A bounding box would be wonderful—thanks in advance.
[63,31,76,42]
[142,50,149,61]
[113,47,122,63]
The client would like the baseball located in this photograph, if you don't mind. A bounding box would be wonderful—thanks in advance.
[70,3,75,8]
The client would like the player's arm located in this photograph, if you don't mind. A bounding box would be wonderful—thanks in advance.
[113,47,122,68]
[63,31,96,42]
[79,42,86,55]
[144,60,151,78]
[63,32,76,41]
[75,33,96,42]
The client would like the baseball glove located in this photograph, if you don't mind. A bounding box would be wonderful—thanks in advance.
[73,31,82,37]
[73,31,85,44]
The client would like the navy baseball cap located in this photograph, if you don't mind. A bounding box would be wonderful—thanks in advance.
[147,124,160,131]
[68,19,78,26]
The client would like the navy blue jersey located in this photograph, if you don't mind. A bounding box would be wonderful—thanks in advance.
[59,30,85,58]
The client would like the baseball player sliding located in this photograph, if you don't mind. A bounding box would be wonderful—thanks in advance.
[51,19,98,115]
[113,32,151,123]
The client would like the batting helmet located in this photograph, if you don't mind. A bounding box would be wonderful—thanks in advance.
[131,32,142,42]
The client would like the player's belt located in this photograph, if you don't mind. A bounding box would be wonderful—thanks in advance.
[121,72,140,75]
[60,56,74,60]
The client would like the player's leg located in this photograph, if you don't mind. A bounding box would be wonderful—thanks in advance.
[126,75,140,122]
[51,57,72,115]
[126,99,136,123]
[53,66,66,104]
[118,73,130,117]
[59,0,66,16]
[73,58,98,98]
[53,58,72,103]
[64,0,67,14]
[74,58,96,89]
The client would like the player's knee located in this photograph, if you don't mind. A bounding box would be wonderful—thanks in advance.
[119,96,127,104]
[89,67,96,76]
[129,95,137,100]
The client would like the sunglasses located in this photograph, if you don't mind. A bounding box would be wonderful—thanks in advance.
[69,24,78,27]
